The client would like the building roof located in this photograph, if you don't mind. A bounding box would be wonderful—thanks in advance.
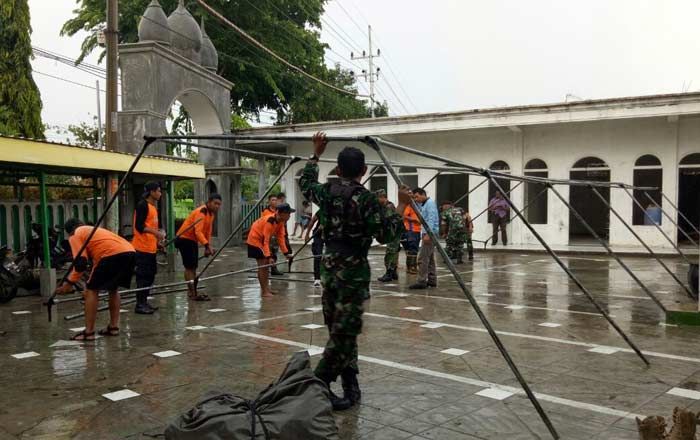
[0,135,205,179]
[238,91,700,137]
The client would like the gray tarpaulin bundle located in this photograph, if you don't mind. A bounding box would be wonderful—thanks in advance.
[164,352,339,440]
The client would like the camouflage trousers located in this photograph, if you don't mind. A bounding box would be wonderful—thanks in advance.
[384,237,401,271]
[446,233,473,260]
[314,256,368,382]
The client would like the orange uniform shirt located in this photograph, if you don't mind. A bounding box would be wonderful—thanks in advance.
[247,214,289,258]
[177,205,214,245]
[68,226,134,283]
[403,205,420,233]
[132,200,159,253]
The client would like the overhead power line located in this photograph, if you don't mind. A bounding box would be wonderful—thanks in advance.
[197,0,368,98]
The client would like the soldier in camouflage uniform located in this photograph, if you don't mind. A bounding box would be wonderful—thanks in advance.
[300,132,406,411]
[440,201,472,263]
[377,190,401,282]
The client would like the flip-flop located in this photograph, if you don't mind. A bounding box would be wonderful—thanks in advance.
[70,330,96,341]
[97,326,119,337]
[189,293,211,302]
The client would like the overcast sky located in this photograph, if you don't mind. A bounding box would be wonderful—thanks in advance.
[29,0,700,140]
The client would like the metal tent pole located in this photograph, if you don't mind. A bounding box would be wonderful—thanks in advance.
[365,138,561,440]
[661,191,700,235]
[550,185,667,313]
[620,186,691,264]
[590,186,694,298]
[193,158,301,286]
[485,172,650,365]
[361,165,383,186]
[644,192,697,247]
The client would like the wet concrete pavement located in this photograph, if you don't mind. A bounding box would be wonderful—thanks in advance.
[1,249,699,439]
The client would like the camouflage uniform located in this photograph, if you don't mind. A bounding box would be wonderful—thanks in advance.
[300,161,403,384]
[441,206,470,262]
[383,201,401,272]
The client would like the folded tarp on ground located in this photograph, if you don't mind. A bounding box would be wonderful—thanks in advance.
[165,351,339,440]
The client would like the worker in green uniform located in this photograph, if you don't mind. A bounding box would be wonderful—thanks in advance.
[299,132,405,411]
[377,189,401,282]
[440,201,472,263]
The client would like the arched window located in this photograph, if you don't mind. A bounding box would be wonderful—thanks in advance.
[569,157,610,241]
[633,155,662,226]
[72,205,79,220]
[369,166,387,194]
[678,153,700,241]
[82,205,90,223]
[488,161,511,223]
[57,206,65,240]
[0,205,7,246]
[524,159,548,224]
[205,180,218,237]
[11,205,20,252]
[23,205,32,243]
[398,167,418,190]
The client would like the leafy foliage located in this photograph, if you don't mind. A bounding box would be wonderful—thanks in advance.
[61,0,384,124]
[0,0,44,138]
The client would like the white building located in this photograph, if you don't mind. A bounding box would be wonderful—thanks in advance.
[240,92,700,249]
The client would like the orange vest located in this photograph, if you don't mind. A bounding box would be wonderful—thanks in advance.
[68,226,134,283]
[132,201,159,253]
[247,214,289,257]
[403,205,420,233]
[177,205,214,245]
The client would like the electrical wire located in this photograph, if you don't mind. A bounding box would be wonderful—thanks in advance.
[197,0,368,98]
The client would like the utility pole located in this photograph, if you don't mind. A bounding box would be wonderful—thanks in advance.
[351,25,380,118]
[95,80,103,147]
[105,0,119,231]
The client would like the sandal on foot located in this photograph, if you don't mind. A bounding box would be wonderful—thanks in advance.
[97,326,119,337]
[70,330,96,341]
[189,293,211,301]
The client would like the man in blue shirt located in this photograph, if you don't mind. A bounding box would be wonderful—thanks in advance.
[410,188,439,289]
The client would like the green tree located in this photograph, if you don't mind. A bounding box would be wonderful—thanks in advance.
[0,0,44,138]
[61,0,384,124]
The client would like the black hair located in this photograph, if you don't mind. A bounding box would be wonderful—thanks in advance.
[441,200,453,206]
[337,146,365,179]
[208,193,223,202]
[413,188,426,196]
[276,192,286,198]
[267,194,277,200]
[63,218,85,234]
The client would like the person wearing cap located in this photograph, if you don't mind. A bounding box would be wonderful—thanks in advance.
[175,194,222,301]
[54,218,136,341]
[259,194,284,276]
[131,182,164,314]
[246,203,294,297]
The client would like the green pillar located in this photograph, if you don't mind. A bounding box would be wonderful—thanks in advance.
[38,172,51,268]
[167,180,175,253]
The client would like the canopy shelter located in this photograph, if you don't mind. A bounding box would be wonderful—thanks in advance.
[0,135,205,268]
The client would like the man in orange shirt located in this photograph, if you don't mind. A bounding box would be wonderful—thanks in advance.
[54,219,136,341]
[247,203,294,297]
[175,194,222,301]
[402,190,420,274]
[132,182,164,314]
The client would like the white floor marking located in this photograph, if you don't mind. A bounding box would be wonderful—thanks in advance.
[12,311,31,315]
[301,324,323,330]
[666,387,700,400]
[659,322,679,328]
[11,351,39,359]
[403,306,423,311]
[185,325,208,330]
[207,308,227,313]
[587,346,621,355]
[421,322,445,329]
[307,295,322,298]
[50,340,82,348]
[215,327,643,420]
[119,309,129,313]
[441,348,469,356]
[478,294,495,297]
[102,389,140,401]
[504,305,525,310]
[538,322,561,328]
[304,306,322,312]
[305,347,324,356]
[69,327,85,332]
[153,350,181,358]
[519,254,530,257]
[222,296,239,299]
[656,291,670,294]
[476,388,514,400]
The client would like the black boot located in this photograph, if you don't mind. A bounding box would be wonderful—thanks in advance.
[391,269,398,280]
[377,270,393,282]
[341,369,361,406]
[409,281,428,290]
[270,266,283,276]
[319,377,353,411]
[135,292,154,315]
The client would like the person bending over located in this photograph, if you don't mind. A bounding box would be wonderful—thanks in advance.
[247,203,294,297]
